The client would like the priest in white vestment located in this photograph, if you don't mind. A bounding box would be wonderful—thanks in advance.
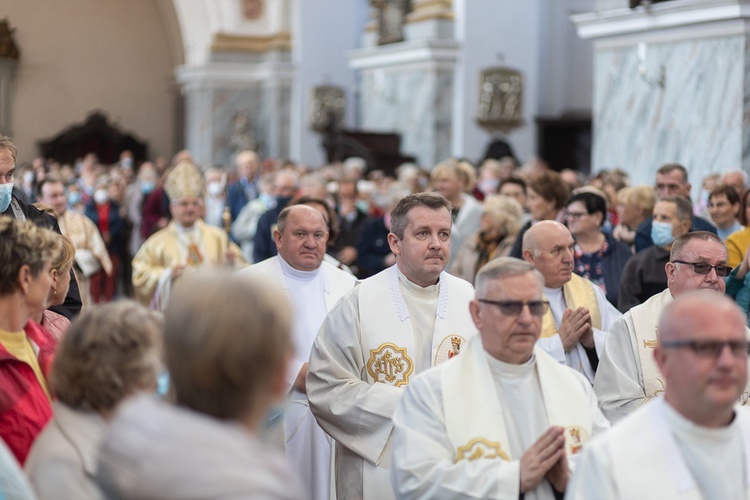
[569,292,750,500]
[237,205,356,500]
[391,257,609,499]
[307,193,478,500]
[131,160,246,309]
[522,221,621,383]
[594,231,750,423]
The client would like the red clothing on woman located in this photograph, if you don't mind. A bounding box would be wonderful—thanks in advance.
[0,321,56,464]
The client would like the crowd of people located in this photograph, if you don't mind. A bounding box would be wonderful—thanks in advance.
[2,129,750,499]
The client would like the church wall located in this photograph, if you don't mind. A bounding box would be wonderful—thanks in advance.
[593,35,744,190]
[453,0,544,164]
[290,0,362,167]
[4,0,180,162]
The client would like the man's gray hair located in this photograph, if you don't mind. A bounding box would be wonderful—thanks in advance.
[670,231,725,262]
[474,257,544,297]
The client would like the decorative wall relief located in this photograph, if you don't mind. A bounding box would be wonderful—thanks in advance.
[476,67,523,133]
[309,85,346,132]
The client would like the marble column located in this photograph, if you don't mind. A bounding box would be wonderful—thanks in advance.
[572,0,750,196]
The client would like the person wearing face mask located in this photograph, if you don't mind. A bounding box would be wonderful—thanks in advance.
[617,196,693,313]
[85,181,125,304]
[0,135,83,320]
[124,162,158,258]
[202,167,227,229]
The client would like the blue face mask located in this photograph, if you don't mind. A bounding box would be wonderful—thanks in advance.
[156,371,170,398]
[67,191,81,206]
[355,200,370,214]
[140,180,156,195]
[651,220,675,247]
[0,182,13,212]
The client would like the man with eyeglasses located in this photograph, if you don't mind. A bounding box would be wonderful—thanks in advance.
[307,192,477,500]
[390,257,609,499]
[634,163,717,252]
[522,221,622,384]
[595,231,749,423]
[569,292,750,499]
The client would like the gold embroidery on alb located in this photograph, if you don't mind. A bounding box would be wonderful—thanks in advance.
[367,343,413,387]
[455,438,509,462]
[643,339,657,349]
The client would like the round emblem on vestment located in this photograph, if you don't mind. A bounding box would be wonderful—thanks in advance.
[367,342,413,387]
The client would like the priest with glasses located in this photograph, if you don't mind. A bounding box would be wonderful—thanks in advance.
[390,257,609,500]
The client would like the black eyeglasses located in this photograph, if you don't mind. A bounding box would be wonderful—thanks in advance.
[671,260,732,278]
[660,339,750,359]
[477,299,550,317]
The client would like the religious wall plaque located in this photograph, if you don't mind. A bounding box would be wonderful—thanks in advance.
[309,85,346,133]
[476,67,523,133]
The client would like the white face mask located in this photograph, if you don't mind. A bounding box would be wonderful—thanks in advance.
[23,171,34,184]
[207,181,223,197]
[93,189,109,205]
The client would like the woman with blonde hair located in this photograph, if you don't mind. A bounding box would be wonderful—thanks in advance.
[431,158,483,264]
[0,217,57,464]
[28,233,75,341]
[613,185,656,247]
[25,301,163,500]
[449,195,523,284]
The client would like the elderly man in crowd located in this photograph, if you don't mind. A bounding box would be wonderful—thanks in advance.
[594,231,746,423]
[522,221,621,384]
[391,258,609,499]
[307,192,477,500]
[238,205,356,500]
[0,134,82,319]
[634,163,716,252]
[97,273,302,498]
[617,195,693,312]
[132,160,245,309]
[226,149,260,222]
[38,176,113,308]
[569,292,750,499]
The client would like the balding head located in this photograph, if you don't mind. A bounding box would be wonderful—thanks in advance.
[522,221,575,288]
[273,205,329,271]
[655,291,747,427]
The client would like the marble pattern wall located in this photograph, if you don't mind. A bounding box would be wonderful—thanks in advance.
[359,67,453,168]
[184,83,291,168]
[592,35,744,192]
